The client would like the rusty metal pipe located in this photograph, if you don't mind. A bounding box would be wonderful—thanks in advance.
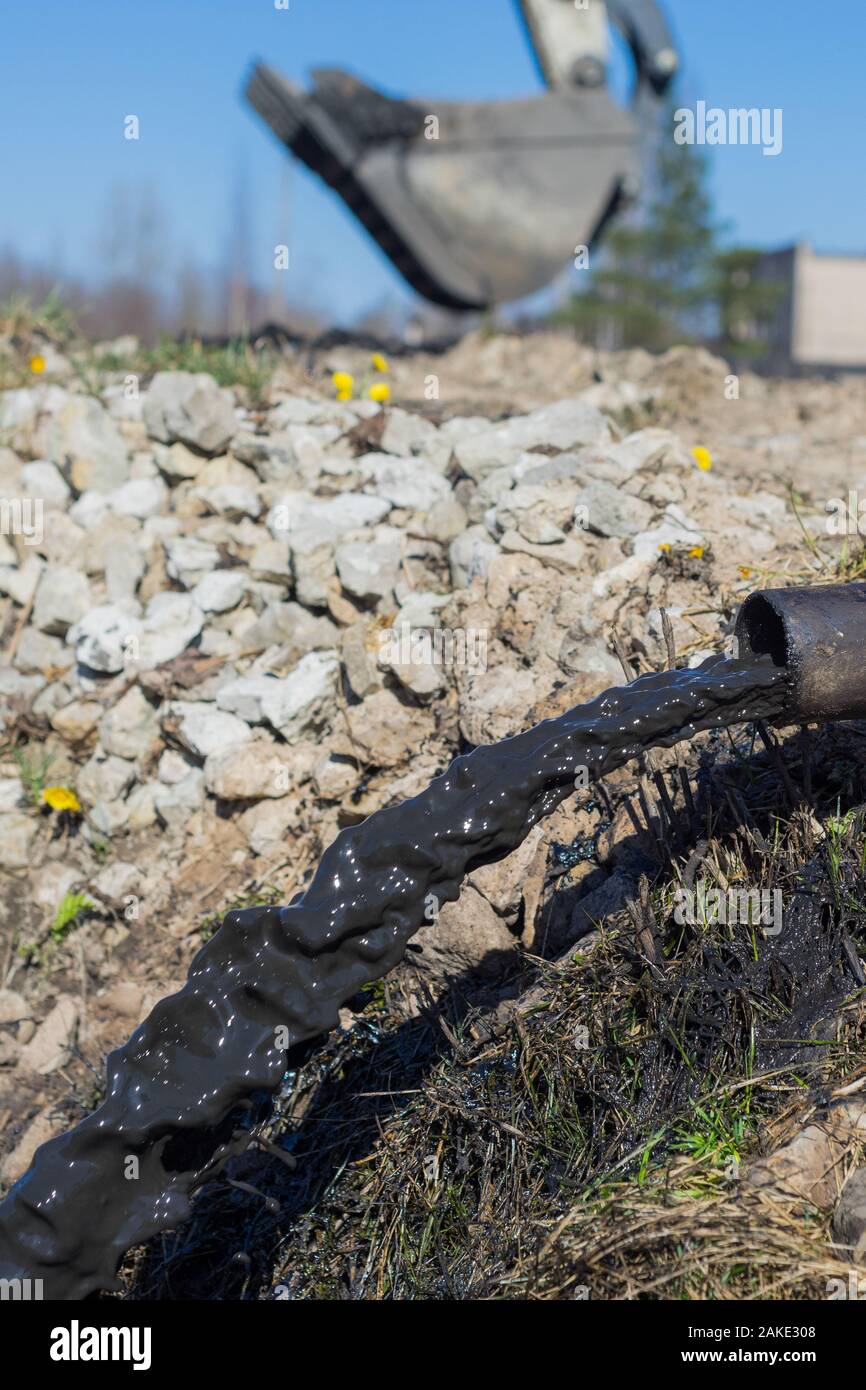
[736,582,866,722]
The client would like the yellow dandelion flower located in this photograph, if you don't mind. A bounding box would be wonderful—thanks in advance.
[692,445,713,472]
[332,370,354,397]
[43,786,81,814]
[369,382,391,404]
[738,565,752,580]
[29,354,46,375]
[371,351,390,374]
[688,546,705,559]
[658,542,672,553]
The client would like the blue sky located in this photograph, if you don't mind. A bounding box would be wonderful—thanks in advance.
[1,0,864,324]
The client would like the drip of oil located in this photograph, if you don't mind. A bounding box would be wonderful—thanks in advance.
[0,654,787,1298]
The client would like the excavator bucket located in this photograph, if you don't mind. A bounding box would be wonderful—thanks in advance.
[245,0,678,312]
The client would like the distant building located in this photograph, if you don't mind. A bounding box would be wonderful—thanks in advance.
[755,243,866,373]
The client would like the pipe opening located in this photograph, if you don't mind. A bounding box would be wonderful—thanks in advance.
[736,594,788,668]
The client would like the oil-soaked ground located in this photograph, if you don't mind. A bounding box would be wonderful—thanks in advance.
[120,717,866,1300]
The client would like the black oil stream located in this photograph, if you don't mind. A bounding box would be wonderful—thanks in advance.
[0,652,790,1297]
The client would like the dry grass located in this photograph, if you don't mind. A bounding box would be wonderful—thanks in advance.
[514,1184,858,1300]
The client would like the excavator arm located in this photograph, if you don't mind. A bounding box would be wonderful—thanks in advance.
[518,0,677,93]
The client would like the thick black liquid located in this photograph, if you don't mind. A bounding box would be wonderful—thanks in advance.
[0,654,787,1298]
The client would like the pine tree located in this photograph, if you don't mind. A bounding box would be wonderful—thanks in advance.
[711,248,785,361]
